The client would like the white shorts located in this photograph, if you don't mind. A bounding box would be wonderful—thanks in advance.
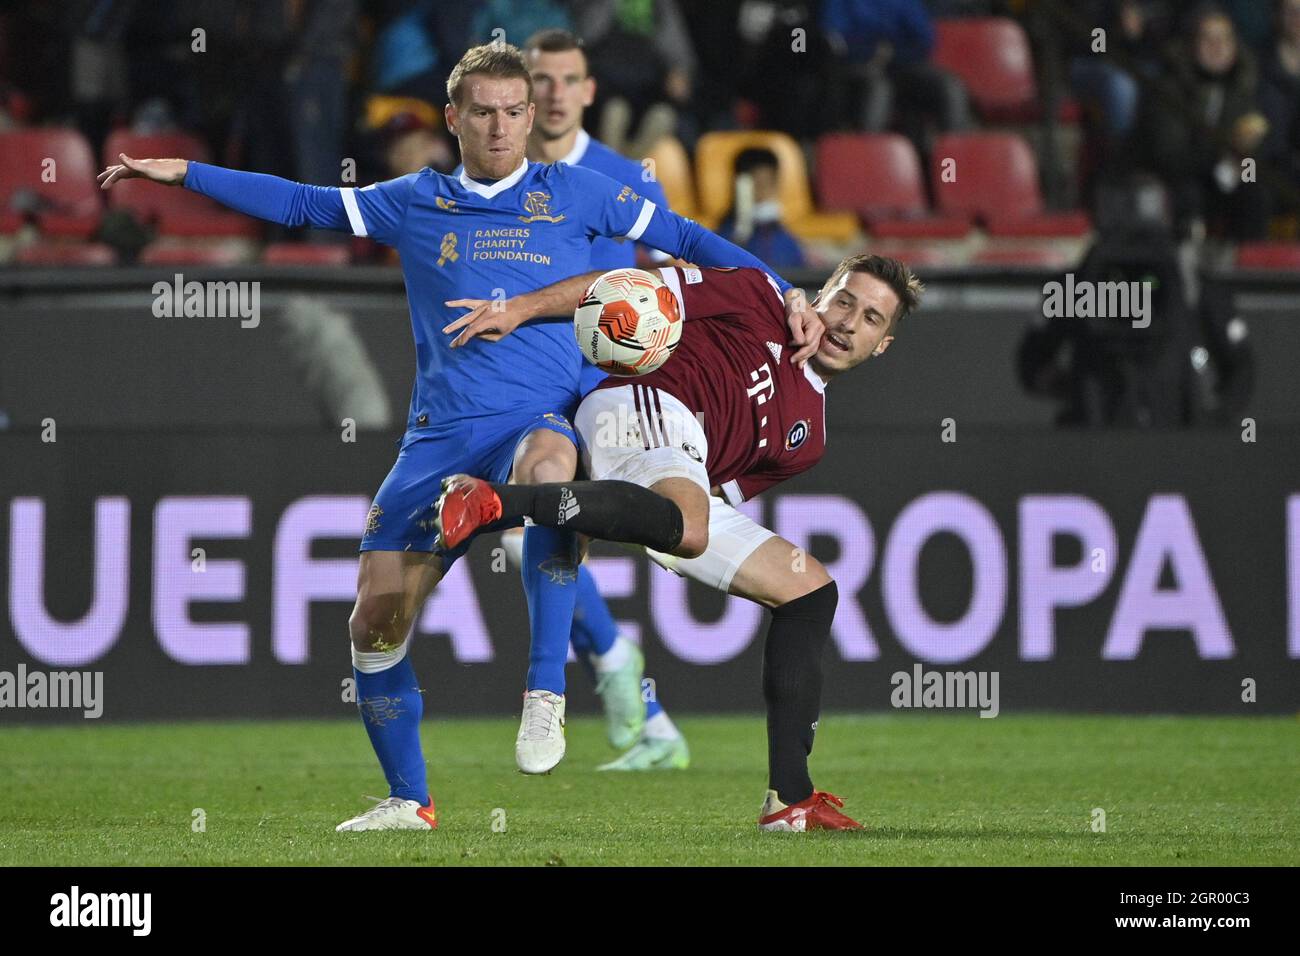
[575,384,774,593]
[575,383,710,492]
[645,495,775,593]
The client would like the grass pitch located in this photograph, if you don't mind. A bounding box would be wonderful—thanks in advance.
[1,714,1295,866]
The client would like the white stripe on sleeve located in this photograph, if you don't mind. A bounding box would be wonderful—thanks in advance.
[624,199,658,241]
[340,188,367,237]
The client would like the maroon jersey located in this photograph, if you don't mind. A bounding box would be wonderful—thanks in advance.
[595,266,827,503]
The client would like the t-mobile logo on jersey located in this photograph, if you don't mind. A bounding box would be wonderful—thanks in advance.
[557,487,581,525]
[746,363,775,405]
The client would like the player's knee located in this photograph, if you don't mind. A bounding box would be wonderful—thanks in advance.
[793,557,834,598]
[348,593,408,651]
[675,523,709,560]
[519,453,574,484]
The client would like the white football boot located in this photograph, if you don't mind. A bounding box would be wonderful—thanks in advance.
[516,689,566,773]
[335,795,437,831]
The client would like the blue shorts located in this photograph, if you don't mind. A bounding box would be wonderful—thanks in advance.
[360,408,577,565]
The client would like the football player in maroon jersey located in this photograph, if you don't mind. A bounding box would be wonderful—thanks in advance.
[439,254,922,830]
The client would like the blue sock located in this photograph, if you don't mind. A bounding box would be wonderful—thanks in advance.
[522,524,579,693]
[569,564,618,658]
[354,655,428,804]
[645,691,664,721]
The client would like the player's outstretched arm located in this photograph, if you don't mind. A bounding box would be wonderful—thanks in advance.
[442,270,605,348]
[98,154,378,235]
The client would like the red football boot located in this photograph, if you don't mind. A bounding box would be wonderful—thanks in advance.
[758,789,864,832]
[435,474,503,550]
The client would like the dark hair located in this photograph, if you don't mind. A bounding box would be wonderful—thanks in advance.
[734,147,780,177]
[818,254,924,327]
[446,43,533,107]
[524,28,587,58]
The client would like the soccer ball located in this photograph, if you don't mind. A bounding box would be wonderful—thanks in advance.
[574,268,682,376]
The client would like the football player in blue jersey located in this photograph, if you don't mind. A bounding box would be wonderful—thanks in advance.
[485,29,687,771]
[98,42,820,831]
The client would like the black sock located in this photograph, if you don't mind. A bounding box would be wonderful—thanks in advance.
[763,580,838,805]
[493,480,684,554]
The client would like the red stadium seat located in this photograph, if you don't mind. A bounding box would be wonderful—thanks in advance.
[0,129,102,238]
[138,240,251,266]
[1235,242,1300,271]
[815,133,971,238]
[932,18,1036,123]
[102,129,260,239]
[14,240,117,266]
[262,242,352,266]
[932,133,1091,237]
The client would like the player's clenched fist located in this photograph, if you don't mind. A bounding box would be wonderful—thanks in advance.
[97,154,189,190]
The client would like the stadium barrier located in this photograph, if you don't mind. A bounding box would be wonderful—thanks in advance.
[3,427,1297,721]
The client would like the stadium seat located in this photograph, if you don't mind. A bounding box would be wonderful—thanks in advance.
[103,130,260,239]
[932,18,1080,124]
[693,131,859,242]
[14,240,117,266]
[262,242,352,266]
[815,133,971,238]
[138,240,252,266]
[645,136,697,220]
[0,128,102,238]
[932,133,1091,237]
[1235,242,1300,271]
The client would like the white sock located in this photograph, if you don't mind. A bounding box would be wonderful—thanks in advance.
[592,635,632,674]
[644,710,680,741]
[351,640,409,674]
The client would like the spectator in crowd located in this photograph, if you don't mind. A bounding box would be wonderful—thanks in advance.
[730,1,844,140]
[820,0,971,146]
[716,147,806,269]
[470,0,573,48]
[377,111,455,177]
[571,0,698,157]
[1259,0,1300,217]
[1135,2,1271,240]
[1068,1,1175,144]
[367,1,476,106]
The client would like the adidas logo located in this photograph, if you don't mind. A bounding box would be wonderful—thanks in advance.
[766,341,783,363]
[558,487,581,524]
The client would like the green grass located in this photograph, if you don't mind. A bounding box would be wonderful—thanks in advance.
[1,714,1295,866]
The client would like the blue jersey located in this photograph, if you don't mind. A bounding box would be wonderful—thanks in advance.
[184,158,789,434]
[451,132,673,397]
[454,131,671,269]
[345,161,658,430]
[558,130,671,269]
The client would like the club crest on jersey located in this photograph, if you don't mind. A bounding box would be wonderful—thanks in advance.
[364,504,383,537]
[518,191,566,224]
[786,419,811,450]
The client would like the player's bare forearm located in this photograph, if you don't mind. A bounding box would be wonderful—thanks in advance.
[444,270,604,348]
[97,154,189,189]
[519,270,605,321]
